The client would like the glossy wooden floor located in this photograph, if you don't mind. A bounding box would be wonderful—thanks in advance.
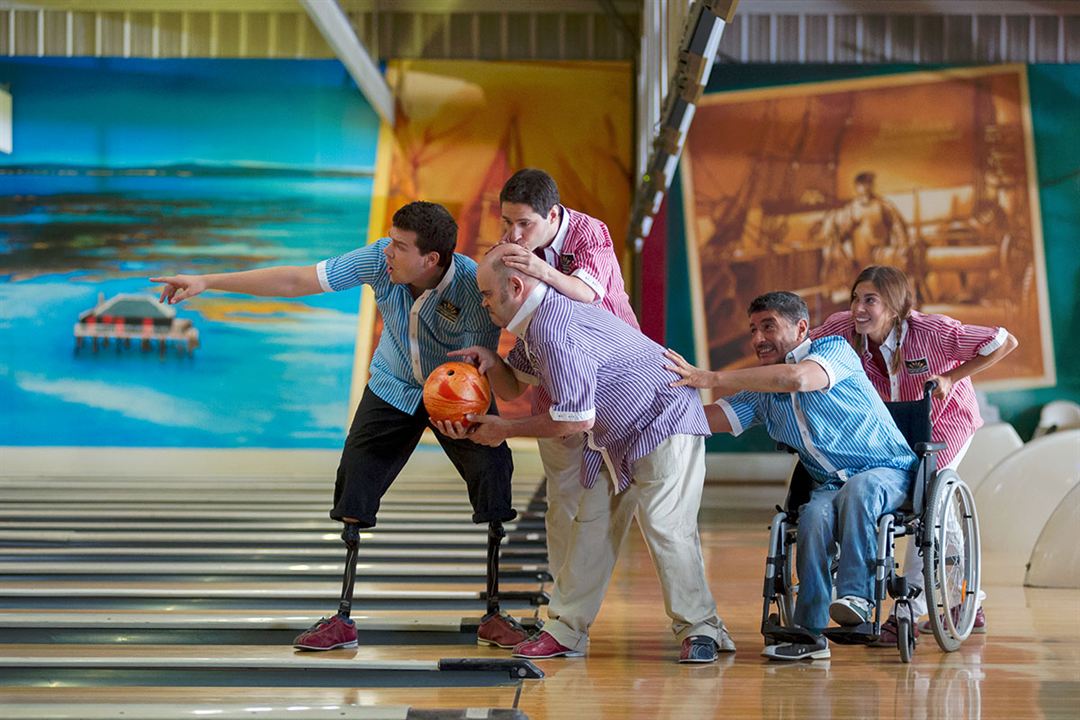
[3,509,1077,719]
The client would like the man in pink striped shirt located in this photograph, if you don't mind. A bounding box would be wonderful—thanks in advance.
[496,168,639,582]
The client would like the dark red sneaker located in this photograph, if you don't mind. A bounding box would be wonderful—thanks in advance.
[512,631,583,659]
[293,615,357,651]
[919,605,987,635]
[476,612,530,649]
[871,615,919,647]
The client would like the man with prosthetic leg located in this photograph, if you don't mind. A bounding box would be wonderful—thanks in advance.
[152,201,529,651]
[294,375,522,651]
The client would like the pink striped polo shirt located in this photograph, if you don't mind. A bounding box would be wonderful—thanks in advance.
[810,310,1009,468]
[537,206,639,329]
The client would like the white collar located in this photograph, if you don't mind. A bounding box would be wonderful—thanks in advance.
[785,337,812,364]
[432,256,456,295]
[876,318,908,355]
[507,283,549,338]
[544,205,569,258]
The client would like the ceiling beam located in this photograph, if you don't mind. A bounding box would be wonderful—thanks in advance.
[735,0,1080,15]
[299,0,394,127]
[2,1,642,12]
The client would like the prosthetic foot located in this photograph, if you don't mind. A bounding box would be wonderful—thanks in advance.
[476,520,530,648]
[292,522,361,651]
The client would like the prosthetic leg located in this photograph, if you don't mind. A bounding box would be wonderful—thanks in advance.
[337,522,361,618]
[476,520,530,648]
[292,522,361,651]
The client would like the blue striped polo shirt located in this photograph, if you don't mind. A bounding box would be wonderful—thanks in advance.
[716,335,916,487]
[316,238,500,414]
[505,284,710,492]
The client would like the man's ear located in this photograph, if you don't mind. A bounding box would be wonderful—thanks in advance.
[547,205,559,225]
[797,318,809,340]
[510,274,526,297]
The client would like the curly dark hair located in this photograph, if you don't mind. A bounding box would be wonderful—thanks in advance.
[391,201,458,267]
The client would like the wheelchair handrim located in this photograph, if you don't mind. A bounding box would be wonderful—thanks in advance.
[926,471,981,646]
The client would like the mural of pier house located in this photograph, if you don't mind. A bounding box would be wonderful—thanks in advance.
[74,293,199,357]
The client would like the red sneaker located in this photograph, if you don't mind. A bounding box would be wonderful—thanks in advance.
[476,612,530,649]
[871,616,919,647]
[919,605,987,635]
[293,615,358,651]
[512,631,584,659]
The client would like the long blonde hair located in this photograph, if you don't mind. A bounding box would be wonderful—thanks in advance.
[851,265,914,376]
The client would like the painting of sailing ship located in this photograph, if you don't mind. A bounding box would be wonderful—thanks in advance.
[681,65,1053,391]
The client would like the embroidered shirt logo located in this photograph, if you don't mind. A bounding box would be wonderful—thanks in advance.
[436,299,461,323]
[559,252,576,274]
[904,357,930,375]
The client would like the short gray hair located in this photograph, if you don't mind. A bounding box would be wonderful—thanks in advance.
[747,291,809,325]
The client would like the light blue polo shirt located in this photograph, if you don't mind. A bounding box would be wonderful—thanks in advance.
[716,335,917,487]
[317,238,500,414]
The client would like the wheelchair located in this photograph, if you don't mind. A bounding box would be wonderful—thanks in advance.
[760,380,982,662]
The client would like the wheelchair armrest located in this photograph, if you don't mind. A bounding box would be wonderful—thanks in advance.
[914,441,946,456]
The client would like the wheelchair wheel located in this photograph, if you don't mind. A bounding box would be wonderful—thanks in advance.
[897,616,914,664]
[922,469,982,652]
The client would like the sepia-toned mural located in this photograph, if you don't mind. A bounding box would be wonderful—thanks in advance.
[681,65,1053,392]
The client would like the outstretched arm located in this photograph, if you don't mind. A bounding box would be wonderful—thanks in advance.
[151,265,323,304]
[664,349,829,394]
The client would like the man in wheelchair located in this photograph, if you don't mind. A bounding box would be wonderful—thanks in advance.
[664,291,919,661]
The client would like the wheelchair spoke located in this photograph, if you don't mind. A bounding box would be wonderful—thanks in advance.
[923,470,981,652]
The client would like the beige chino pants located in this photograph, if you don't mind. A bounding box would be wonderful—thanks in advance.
[542,433,724,652]
[536,433,588,579]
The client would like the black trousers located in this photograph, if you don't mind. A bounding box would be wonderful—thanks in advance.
[330,386,516,528]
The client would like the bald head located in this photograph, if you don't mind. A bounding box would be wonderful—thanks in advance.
[479,244,526,281]
[477,244,541,329]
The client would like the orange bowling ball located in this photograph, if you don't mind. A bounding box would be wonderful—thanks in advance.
[423,361,492,425]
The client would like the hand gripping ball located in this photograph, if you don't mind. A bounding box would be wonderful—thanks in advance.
[423,361,492,426]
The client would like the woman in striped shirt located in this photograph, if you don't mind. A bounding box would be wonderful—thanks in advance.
[810,264,1018,645]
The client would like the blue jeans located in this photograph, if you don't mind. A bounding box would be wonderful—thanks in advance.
[792,466,912,635]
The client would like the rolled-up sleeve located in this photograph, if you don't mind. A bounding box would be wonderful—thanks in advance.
[928,313,1006,360]
[715,390,762,437]
[317,239,388,292]
[806,335,857,391]
[534,340,596,422]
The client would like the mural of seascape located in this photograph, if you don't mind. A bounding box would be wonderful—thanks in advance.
[0,58,379,447]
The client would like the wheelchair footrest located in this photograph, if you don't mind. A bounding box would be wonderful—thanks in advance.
[761,622,820,645]
[823,623,879,645]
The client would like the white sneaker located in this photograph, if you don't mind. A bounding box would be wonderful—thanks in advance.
[829,596,873,626]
